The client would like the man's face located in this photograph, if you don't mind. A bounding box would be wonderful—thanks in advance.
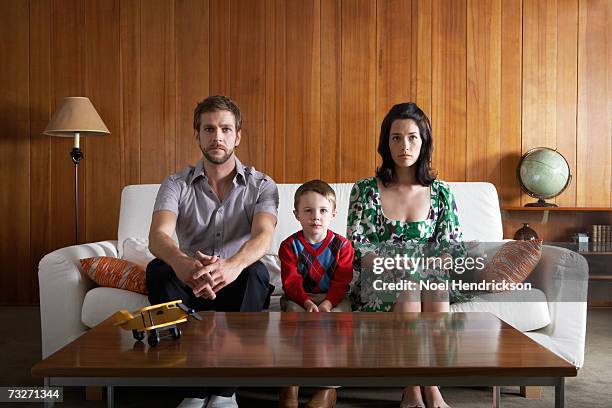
[195,110,241,165]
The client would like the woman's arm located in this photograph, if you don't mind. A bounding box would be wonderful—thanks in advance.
[347,180,380,265]
[433,182,466,262]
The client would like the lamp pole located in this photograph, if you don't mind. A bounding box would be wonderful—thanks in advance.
[70,132,83,244]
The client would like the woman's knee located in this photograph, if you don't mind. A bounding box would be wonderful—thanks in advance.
[393,300,421,312]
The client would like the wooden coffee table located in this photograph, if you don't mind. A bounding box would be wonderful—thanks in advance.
[32,312,576,407]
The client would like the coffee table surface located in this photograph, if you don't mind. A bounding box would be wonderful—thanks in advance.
[32,312,576,379]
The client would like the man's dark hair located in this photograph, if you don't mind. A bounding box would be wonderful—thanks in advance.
[193,95,242,132]
[376,102,437,187]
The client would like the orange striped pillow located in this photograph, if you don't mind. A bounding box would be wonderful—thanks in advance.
[480,240,542,292]
[81,257,148,294]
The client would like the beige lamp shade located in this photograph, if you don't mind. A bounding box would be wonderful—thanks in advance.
[44,97,110,137]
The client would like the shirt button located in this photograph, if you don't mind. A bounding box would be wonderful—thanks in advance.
[219,207,224,213]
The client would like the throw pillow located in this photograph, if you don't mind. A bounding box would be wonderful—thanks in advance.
[81,257,148,294]
[480,240,542,292]
[122,237,155,267]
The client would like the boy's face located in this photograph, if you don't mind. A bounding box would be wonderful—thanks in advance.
[294,191,336,242]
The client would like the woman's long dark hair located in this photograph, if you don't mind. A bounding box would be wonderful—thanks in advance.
[376,102,436,187]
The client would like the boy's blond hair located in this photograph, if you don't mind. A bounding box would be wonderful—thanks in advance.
[294,180,336,210]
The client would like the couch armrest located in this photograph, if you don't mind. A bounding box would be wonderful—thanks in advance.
[38,240,118,358]
[525,245,588,367]
[527,244,588,302]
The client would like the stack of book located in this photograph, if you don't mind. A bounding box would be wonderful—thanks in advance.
[590,225,611,252]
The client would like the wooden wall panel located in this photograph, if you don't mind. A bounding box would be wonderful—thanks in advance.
[85,0,121,242]
[230,0,266,171]
[0,0,30,303]
[2,0,611,304]
[376,0,413,128]
[285,0,321,182]
[413,0,432,115]
[264,0,286,182]
[466,0,501,185]
[577,0,611,207]
[29,0,52,301]
[320,0,341,182]
[175,0,209,170]
[209,0,231,96]
[522,0,558,205]
[140,0,175,184]
[499,0,522,206]
[555,0,578,207]
[432,0,467,181]
[341,0,376,182]
[120,0,141,186]
[50,0,85,247]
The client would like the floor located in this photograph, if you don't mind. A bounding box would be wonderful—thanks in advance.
[1,307,610,407]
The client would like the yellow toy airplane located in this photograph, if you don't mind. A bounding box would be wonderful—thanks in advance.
[113,300,202,346]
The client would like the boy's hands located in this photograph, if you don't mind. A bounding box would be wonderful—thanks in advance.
[318,300,333,312]
[303,299,333,312]
[304,299,319,312]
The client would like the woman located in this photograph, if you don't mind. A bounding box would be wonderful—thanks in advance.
[347,102,463,408]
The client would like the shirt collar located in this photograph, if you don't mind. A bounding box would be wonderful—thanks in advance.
[189,157,246,185]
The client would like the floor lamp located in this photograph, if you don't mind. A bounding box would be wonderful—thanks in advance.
[44,97,110,244]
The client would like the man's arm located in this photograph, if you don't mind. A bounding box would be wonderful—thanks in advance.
[193,212,276,296]
[149,210,214,296]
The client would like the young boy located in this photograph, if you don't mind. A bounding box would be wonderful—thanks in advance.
[279,179,354,313]
[278,180,354,408]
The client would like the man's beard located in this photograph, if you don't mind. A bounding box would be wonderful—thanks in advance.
[201,145,234,164]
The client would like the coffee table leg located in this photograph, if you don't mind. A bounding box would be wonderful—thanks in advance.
[107,386,115,408]
[492,386,500,408]
[555,378,564,408]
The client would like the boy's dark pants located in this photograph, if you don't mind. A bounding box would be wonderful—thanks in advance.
[146,258,271,398]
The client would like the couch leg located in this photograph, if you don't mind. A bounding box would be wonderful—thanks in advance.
[520,386,542,399]
[86,386,103,401]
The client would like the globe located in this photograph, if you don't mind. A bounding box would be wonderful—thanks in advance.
[517,147,571,207]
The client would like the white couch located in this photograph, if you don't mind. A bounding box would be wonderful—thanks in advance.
[38,182,588,370]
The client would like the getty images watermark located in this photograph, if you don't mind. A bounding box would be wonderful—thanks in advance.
[371,253,532,292]
[353,241,590,303]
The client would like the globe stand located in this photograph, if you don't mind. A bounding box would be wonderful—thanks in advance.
[525,198,557,207]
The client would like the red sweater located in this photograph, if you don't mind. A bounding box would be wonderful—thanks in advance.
[279,230,354,307]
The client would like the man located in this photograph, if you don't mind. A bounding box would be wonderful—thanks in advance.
[146,95,278,408]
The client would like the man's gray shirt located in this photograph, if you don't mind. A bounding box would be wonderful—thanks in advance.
[153,157,279,259]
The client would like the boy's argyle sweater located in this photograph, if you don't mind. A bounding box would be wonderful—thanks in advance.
[279,229,354,307]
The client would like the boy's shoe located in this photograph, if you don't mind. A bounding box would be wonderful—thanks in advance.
[305,388,336,408]
[177,398,208,408]
[278,386,299,408]
[206,393,238,408]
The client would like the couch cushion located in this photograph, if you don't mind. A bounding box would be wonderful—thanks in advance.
[450,288,550,332]
[122,237,155,267]
[117,184,164,258]
[117,182,504,256]
[82,287,150,328]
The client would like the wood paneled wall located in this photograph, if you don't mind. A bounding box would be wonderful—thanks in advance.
[1,0,610,304]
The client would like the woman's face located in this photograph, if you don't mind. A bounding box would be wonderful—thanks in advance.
[388,119,422,168]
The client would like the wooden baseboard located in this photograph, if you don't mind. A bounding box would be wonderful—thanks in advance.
[520,386,542,399]
[85,386,103,401]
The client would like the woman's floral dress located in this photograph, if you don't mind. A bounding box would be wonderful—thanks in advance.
[347,177,466,312]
